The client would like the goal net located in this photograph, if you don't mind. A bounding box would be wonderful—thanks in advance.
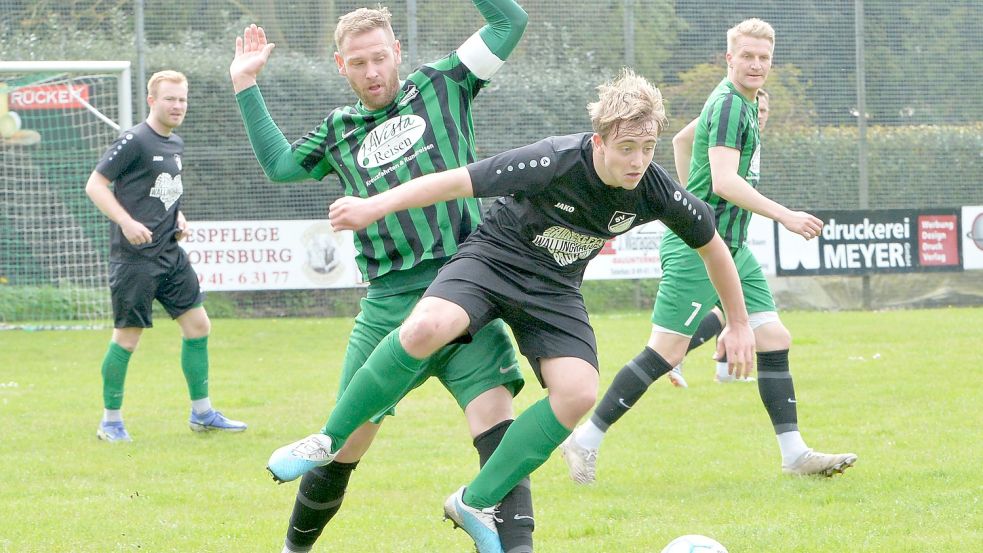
[0,61,132,325]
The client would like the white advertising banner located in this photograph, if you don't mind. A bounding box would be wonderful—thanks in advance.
[583,215,777,281]
[961,206,983,270]
[180,220,363,291]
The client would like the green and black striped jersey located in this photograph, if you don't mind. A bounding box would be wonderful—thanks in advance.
[686,78,761,250]
[291,53,486,281]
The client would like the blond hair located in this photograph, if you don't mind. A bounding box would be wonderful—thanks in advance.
[727,18,775,53]
[587,68,668,141]
[335,5,395,52]
[147,70,187,97]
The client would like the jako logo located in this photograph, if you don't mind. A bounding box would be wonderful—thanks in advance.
[555,202,575,213]
[357,115,427,169]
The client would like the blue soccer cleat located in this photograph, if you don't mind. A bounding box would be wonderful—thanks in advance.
[189,409,247,432]
[443,486,504,553]
[97,420,132,443]
[267,433,336,483]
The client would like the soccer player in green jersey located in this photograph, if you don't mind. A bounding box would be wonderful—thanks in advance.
[230,3,533,552]
[667,88,770,388]
[564,19,857,482]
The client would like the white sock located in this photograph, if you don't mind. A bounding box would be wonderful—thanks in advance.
[574,420,606,450]
[191,397,212,415]
[777,431,809,465]
[103,409,123,423]
[715,361,732,381]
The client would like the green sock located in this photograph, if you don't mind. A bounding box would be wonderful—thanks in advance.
[101,342,133,409]
[464,398,570,508]
[181,336,209,401]
[321,329,425,451]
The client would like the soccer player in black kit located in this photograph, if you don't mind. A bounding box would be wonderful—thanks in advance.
[85,70,246,443]
[272,68,756,552]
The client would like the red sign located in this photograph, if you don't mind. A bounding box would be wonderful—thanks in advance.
[917,215,959,266]
[9,84,90,110]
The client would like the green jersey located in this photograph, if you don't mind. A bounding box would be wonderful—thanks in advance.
[291,55,487,281]
[686,78,761,250]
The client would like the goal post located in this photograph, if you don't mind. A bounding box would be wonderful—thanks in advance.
[0,61,133,324]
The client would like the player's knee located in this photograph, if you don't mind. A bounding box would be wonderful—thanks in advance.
[398,314,449,355]
[563,386,597,419]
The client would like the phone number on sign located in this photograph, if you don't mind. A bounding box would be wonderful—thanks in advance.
[198,271,290,286]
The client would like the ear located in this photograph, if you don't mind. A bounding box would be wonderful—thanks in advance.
[334,52,346,75]
[725,51,733,68]
[591,133,604,150]
[393,39,402,66]
[146,94,154,108]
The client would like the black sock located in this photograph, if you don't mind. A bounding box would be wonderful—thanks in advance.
[474,420,534,553]
[686,312,723,352]
[284,461,359,552]
[756,349,798,433]
[591,347,672,430]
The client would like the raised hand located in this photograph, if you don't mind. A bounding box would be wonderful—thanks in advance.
[780,210,824,240]
[231,24,276,93]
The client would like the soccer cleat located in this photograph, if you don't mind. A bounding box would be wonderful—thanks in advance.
[560,433,598,485]
[267,433,336,484]
[443,486,504,553]
[782,449,858,477]
[97,420,132,443]
[667,365,689,388]
[189,409,247,432]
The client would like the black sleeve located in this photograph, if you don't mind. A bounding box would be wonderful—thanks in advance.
[652,168,717,249]
[466,137,559,198]
[94,131,142,182]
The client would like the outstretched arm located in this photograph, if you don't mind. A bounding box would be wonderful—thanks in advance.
[329,168,475,231]
[709,147,822,240]
[231,24,309,183]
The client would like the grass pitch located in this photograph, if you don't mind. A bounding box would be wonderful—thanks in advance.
[1,308,980,552]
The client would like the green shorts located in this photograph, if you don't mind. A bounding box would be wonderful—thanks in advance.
[338,288,523,423]
[651,235,776,335]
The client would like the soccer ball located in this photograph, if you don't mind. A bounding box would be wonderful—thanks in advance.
[660,534,729,553]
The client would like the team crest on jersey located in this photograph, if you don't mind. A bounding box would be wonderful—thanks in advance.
[533,226,606,267]
[149,173,183,210]
[607,211,637,234]
[174,154,182,171]
[357,114,427,169]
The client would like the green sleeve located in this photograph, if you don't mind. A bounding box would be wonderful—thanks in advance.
[707,94,751,150]
[474,0,528,60]
[235,85,311,183]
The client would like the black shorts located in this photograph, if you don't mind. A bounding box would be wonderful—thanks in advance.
[109,248,204,328]
[423,253,598,386]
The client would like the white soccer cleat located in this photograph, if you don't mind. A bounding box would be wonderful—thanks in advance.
[266,433,336,483]
[667,365,689,388]
[443,486,504,553]
[782,449,858,477]
[560,433,598,485]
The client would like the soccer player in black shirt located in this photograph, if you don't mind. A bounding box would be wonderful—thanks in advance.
[274,68,756,552]
[85,70,246,444]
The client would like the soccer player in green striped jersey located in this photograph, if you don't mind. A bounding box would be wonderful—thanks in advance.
[667,88,770,387]
[230,3,533,552]
[566,18,857,482]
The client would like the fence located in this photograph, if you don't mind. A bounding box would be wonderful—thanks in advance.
[1,0,980,321]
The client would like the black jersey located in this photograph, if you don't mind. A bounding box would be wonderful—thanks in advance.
[94,122,184,263]
[465,132,715,288]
